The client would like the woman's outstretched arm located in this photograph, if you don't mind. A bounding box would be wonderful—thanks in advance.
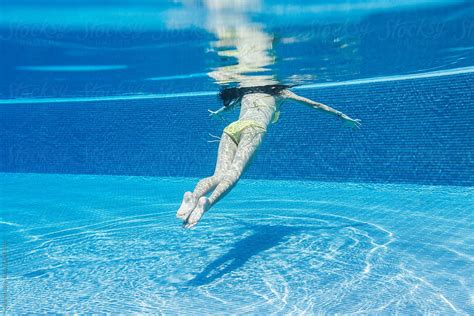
[208,106,228,117]
[282,89,361,128]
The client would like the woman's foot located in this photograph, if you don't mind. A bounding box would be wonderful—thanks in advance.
[176,192,197,220]
[183,197,210,229]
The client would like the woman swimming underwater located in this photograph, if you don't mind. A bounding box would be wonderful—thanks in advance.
[177,85,361,228]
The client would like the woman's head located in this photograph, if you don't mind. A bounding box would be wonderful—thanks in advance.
[219,87,242,108]
[219,84,294,107]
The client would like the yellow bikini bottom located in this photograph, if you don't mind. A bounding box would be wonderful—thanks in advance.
[223,120,267,144]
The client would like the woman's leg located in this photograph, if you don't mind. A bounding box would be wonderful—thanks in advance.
[184,129,265,228]
[193,133,238,198]
[176,133,237,219]
[208,130,264,205]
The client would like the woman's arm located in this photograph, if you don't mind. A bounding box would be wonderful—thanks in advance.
[208,95,242,118]
[282,90,361,128]
[208,106,228,117]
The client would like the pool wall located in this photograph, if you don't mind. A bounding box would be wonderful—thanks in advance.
[1,73,473,186]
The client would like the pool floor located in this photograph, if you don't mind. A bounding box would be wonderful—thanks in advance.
[1,173,473,314]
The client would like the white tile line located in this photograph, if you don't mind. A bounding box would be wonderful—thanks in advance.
[1,66,473,105]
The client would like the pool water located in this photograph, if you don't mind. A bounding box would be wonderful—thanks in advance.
[2,173,473,314]
[1,0,474,314]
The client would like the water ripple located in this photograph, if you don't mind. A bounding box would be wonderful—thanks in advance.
[5,206,464,314]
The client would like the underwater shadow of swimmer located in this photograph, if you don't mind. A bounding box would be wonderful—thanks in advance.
[188,220,362,286]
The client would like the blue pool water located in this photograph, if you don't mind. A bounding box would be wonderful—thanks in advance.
[1,0,474,314]
[2,173,473,314]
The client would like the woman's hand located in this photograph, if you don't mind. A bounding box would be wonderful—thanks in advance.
[340,114,362,129]
[208,109,221,119]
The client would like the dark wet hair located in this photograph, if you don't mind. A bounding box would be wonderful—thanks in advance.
[219,84,294,108]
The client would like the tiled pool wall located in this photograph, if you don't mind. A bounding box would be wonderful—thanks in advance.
[1,73,473,186]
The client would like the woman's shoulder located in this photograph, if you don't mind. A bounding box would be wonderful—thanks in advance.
[242,92,271,99]
[242,93,277,106]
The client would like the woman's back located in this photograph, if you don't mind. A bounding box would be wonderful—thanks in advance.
[239,92,283,126]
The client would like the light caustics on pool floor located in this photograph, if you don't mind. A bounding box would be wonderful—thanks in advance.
[1,173,473,314]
